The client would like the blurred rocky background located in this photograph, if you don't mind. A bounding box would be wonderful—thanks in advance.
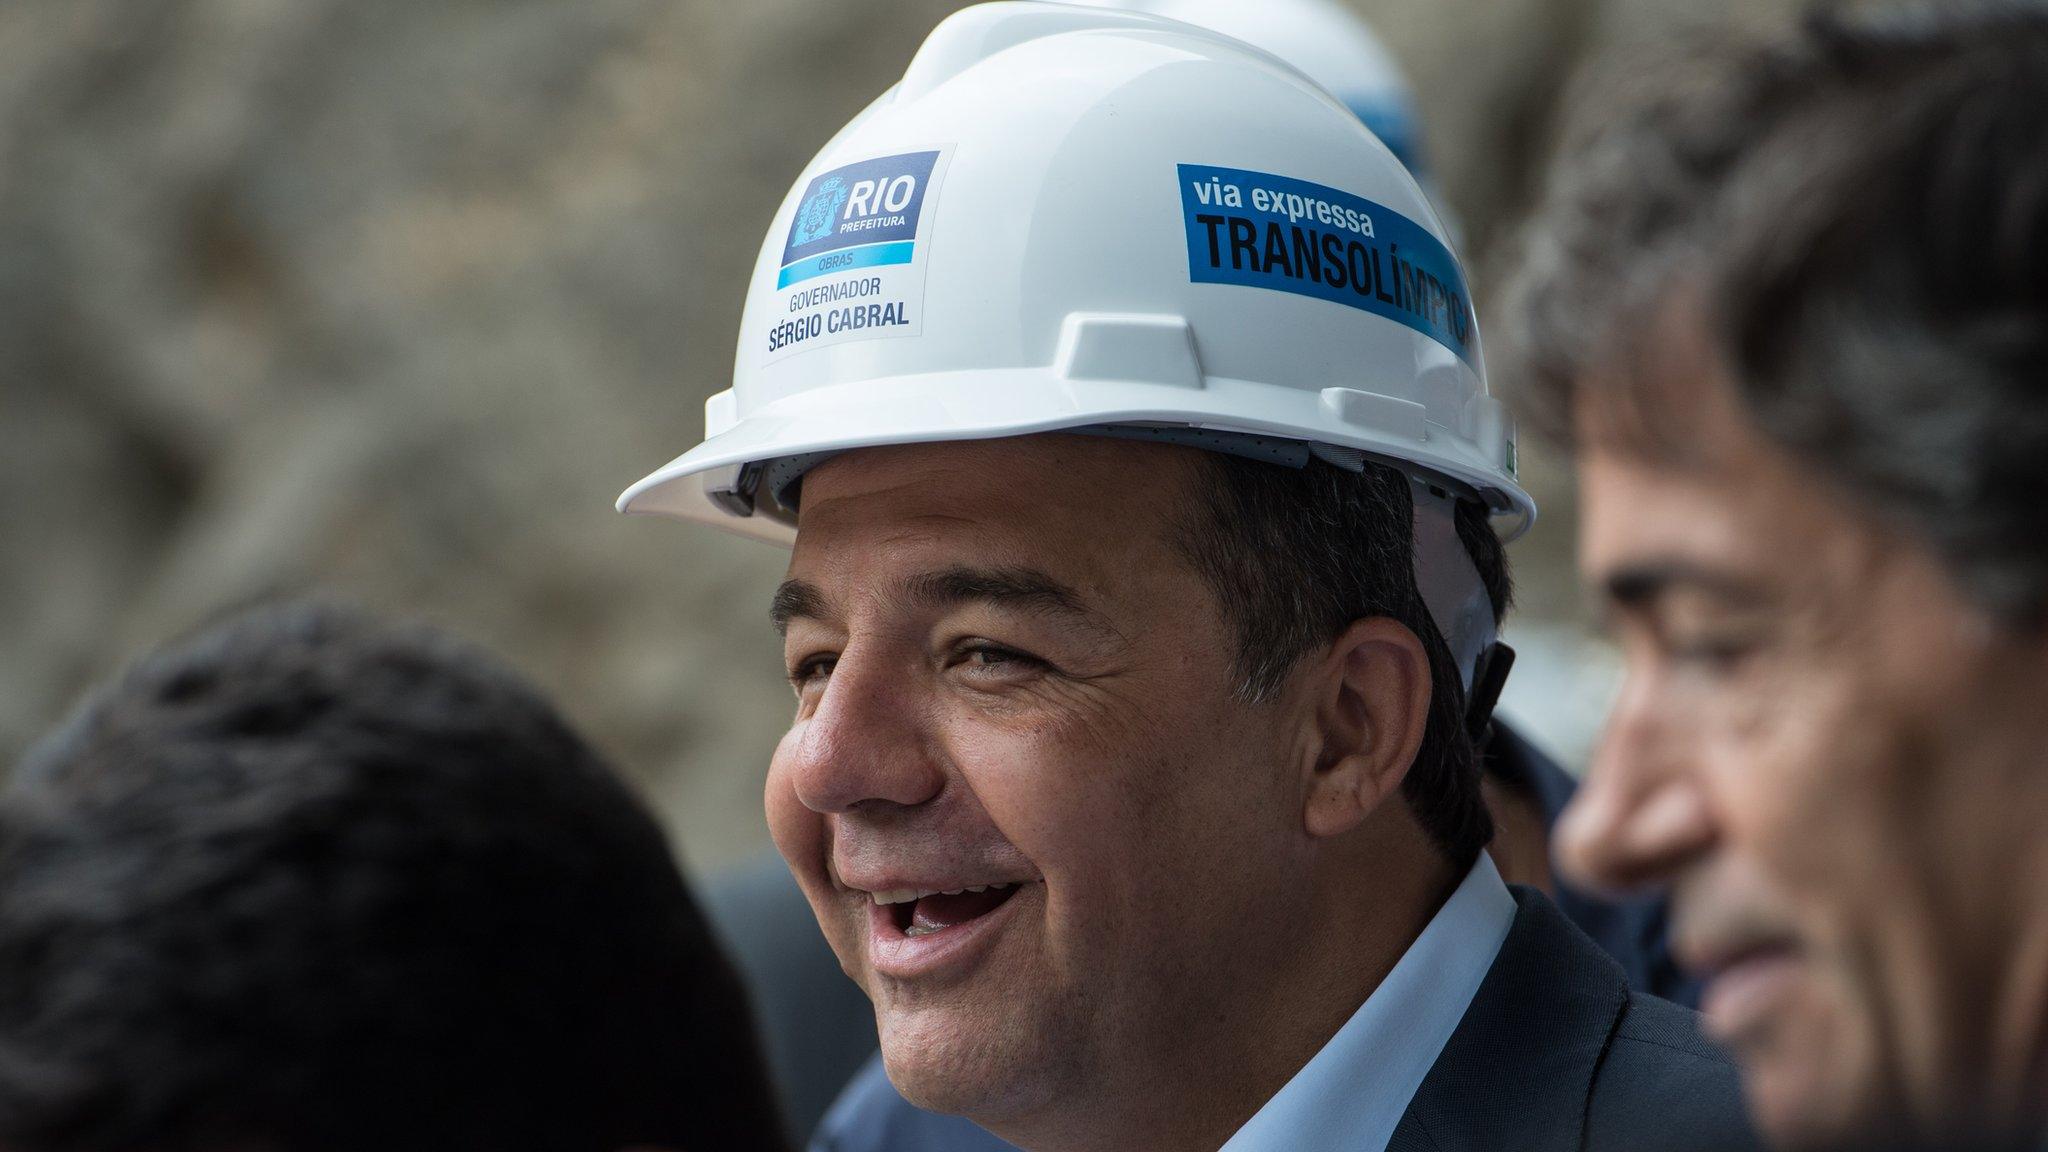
[1,0,1811,873]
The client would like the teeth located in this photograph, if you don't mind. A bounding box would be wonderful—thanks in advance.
[864,880,1021,905]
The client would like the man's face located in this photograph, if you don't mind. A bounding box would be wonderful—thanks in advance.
[1559,347,2048,1146]
[766,436,1322,1129]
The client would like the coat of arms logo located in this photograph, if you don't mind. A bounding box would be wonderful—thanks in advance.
[792,176,848,247]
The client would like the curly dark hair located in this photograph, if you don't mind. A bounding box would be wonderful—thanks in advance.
[0,601,788,1152]
[1502,3,2048,625]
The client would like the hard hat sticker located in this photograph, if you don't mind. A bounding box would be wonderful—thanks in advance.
[779,151,938,287]
[1178,164,1476,369]
[764,148,951,363]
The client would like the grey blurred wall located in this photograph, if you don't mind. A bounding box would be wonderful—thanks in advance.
[1,0,1807,872]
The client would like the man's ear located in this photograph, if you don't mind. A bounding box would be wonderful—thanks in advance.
[1302,616,1433,839]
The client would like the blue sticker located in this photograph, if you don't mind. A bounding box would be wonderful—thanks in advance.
[779,151,940,289]
[1178,163,1476,368]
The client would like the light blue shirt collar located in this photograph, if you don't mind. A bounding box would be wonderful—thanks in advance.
[1218,852,1518,1152]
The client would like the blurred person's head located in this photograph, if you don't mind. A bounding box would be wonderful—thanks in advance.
[0,600,788,1152]
[1507,7,2048,1146]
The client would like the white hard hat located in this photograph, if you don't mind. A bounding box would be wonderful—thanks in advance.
[1066,0,1432,181]
[618,1,1531,704]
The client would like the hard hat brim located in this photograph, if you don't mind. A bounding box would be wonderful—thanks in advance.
[617,366,1535,544]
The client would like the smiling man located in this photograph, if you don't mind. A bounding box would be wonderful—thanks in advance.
[774,427,1538,1147]
[620,5,1754,1150]
[1504,7,2048,1149]
[765,436,1483,1149]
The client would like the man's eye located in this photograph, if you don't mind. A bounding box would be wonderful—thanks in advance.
[954,643,1047,675]
[788,656,837,687]
[1665,633,1760,670]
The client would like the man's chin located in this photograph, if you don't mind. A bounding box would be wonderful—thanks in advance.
[1731,1006,1888,1151]
[878,1008,1054,1121]
[1743,1065,1866,1151]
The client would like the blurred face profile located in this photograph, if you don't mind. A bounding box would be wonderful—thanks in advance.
[1556,325,2048,1148]
[765,435,1325,1132]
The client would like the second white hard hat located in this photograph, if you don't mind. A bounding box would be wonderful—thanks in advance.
[1068,0,1433,180]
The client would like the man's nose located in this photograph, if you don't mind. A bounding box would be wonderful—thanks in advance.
[778,651,947,815]
[1555,675,1716,896]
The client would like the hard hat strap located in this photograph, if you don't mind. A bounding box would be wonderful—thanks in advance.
[1464,641,1515,746]
[1407,475,1498,697]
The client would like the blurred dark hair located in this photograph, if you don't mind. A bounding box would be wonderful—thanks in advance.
[1177,455,1511,869]
[0,601,788,1152]
[1503,3,2048,625]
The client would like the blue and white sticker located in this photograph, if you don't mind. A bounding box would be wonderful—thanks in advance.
[764,147,950,363]
[1177,163,1476,368]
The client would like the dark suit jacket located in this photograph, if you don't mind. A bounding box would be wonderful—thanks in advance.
[1386,887,1755,1152]
[812,886,1758,1152]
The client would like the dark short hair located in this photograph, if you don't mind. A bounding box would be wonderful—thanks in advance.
[1176,454,1511,868]
[1504,4,2048,625]
[0,602,787,1152]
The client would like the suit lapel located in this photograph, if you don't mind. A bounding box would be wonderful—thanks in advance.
[1386,887,1631,1152]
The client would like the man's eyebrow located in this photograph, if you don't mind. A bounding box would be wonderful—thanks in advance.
[770,566,1122,639]
[905,565,1114,632]
[1602,560,1769,609]
[770,579,829,636]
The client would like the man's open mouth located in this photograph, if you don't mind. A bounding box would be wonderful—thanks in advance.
[870,881,1026,937]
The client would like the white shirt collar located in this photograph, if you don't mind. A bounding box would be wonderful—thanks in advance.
[1218,852,1518,1152]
